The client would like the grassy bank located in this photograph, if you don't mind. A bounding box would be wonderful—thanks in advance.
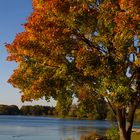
[78,130,140,140]
[132,132,140,140]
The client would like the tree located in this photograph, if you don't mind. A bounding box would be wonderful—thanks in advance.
[96,1,140,140]
[77,95,108,119]
[6,0,140,140]
[20,105,54,116]
[8,105,20,115]
[0,105,20,115]
[55,90,73,117]
[68,104,78,118]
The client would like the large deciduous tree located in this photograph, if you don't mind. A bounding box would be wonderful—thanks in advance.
[6,0,140,140]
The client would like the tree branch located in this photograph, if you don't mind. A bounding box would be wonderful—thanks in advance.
[105,97,117,116]
[75,32,107,54]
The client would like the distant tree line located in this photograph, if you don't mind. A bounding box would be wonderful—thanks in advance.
[0,105,55,116]
[0,105,20,115]
[0,102,111,120]
[20,105,55,116]
[0,103,108,119]
[0,104,139,121]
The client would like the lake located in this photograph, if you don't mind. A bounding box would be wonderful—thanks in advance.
[0,116,139,140]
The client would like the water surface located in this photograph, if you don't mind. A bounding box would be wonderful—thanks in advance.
[0,116,138,140]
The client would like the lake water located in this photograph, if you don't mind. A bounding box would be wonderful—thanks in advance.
[0,116,139,140]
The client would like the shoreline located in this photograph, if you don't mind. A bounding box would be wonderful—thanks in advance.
[132,128,140,133]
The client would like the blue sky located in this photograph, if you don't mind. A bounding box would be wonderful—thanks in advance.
[0,0,55,107]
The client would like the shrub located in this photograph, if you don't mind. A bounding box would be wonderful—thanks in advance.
[106,125,119,140]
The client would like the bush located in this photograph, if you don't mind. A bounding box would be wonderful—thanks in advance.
[106,125,119,140]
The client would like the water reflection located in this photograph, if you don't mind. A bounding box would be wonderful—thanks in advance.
[0,116,138,140]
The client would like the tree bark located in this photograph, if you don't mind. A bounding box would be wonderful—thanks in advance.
[119,128,127,140]
[116,103,137,140]
[126,103,137,140]
[117,108,127,140]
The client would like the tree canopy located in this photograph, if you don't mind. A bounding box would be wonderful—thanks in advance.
[6,0,140,140]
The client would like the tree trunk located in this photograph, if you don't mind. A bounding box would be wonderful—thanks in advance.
[126,104,137,140]
[119,128,127,140]
[117,108,127,140]
[116,103,137,140]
